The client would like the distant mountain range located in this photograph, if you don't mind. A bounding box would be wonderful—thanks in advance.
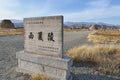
[64,22,120,29]
[0,19,120,29]
[10,19,23,28]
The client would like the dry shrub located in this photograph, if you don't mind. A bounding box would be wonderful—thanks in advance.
[67,45,120,76]
[67,45,98,62]
[30,74,52,80]
[88,30,120,43]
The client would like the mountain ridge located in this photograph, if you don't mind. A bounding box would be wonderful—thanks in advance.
[0,19,120,29]
[64,22,120,29]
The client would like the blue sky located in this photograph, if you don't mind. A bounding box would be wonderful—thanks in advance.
[0,0,120,24]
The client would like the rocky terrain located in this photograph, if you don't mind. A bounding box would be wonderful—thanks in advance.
[0,32,120,80]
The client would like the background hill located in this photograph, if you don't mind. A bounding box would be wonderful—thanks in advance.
[0,19,120,29]
[0,19,23,28]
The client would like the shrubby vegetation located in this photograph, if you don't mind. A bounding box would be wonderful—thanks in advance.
[30,74,52,80]
[67,45,120,76]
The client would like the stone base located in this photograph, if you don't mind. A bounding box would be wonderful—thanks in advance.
[16,51,73,80]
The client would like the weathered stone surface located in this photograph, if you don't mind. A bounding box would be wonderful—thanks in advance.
[16,51,72,80]
[24,16,64,58]
[16,16,73,80]
[16,51,73,70]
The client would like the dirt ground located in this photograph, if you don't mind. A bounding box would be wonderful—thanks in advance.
[0,31,119,80]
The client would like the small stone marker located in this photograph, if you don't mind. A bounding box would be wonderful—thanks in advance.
[16,16,73,80]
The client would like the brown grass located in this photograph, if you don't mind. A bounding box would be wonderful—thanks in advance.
[88,30,120,43]
[67,45,120,76]
[30,74,52,80]
[0,28,24,35]
[64,28,89,32]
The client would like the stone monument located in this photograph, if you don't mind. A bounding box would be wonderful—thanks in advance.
[16,15,73,80]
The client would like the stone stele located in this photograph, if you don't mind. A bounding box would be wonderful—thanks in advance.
[16,15,73,80]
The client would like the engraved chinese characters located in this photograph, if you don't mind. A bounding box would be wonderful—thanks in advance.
[48,32,55,42]
[24,16,63,57]
[38,32,43,41]
[29,32,34,39]
[29,32,55,42]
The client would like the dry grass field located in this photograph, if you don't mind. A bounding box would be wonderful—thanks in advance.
[0,31,119,80]
[0,28,24,35]
[88,30,120,43]
[30,74,52,80]
[67,44,120,76]
[64,30,120,77]
[67,29,120,76]
[64,28,89,32]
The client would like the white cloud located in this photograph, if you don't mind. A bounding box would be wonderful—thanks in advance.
[0,0,120,23]
[0,0,20,19]
[63,0,120,22]
[87,0,110,8]
[0,0,20,8]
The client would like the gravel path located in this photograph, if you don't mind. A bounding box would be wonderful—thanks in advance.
[0,35,29,80]
[64,31,93,52]
[0,32,119,80]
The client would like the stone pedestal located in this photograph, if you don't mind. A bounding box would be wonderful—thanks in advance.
[16,51,73,80]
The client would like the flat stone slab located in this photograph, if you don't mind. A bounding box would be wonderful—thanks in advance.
[16,51,73,80]
[24,16,64,58]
